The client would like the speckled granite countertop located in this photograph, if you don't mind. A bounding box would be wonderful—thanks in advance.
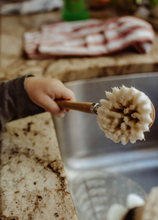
[0,113,78,220]
[1,11,158,83]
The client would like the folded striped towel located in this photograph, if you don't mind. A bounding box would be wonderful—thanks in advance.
[24,16,154,59]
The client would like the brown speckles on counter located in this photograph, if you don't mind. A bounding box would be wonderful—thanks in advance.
[14,133,19,137]
[45,120,50,125]
[8,217,19,220]
[0,216,19,220]
[54,213,59,217]
[26,122,34,132]
[0,215,7,220]
[33,131,38,136]
[37,196,42,200]
[22,129,27,136]
[22,122,34,135]
[0,113,78,219]
[46,160,64,182]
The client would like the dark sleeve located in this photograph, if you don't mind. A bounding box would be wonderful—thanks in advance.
[0,75,45,131]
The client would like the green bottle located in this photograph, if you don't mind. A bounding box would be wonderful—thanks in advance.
[62,0,90,21]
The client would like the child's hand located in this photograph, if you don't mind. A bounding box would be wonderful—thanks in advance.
[25,77,76,118]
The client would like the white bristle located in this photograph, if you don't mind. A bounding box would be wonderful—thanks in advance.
[107,204,127,220]
[126,194,145,209]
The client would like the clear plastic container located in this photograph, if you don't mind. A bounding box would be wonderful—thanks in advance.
[70,170,147,220]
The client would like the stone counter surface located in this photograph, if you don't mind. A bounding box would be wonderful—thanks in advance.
[0,113,78,220]
[1,11,158,83]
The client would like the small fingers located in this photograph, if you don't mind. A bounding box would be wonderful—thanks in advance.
[54,84,76,102]
[37,78,76,116]
[46,78,76,102]
[63,88,76,102]
[41,95,65,118]
[58,87,75,113]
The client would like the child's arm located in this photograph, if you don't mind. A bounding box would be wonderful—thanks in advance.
[25,76,76,117]
[0,75,75,131]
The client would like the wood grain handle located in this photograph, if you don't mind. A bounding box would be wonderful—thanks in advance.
[56,100,95,114]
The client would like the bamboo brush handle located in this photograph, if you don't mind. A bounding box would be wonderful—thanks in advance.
[56,100,96,114]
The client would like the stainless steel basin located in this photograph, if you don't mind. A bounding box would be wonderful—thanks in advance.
[54,73,158,194]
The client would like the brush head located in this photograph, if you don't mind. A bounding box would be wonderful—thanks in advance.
[97,85,154,145]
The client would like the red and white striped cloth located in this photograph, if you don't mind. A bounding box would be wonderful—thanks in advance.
[24,16,155,59]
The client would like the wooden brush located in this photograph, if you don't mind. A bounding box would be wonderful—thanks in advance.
[56,100,155,128]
